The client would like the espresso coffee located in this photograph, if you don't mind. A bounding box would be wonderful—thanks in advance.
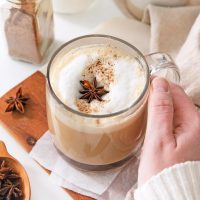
[47,44,147,167]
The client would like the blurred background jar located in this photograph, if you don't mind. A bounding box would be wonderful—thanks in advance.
[126,0,188,20]
[0,0,54,64]
[52,0,96,14]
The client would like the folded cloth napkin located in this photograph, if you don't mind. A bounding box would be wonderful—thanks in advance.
[30,131,139,199]
[189,0,200,5]
[176,14,200,107]
[143,5,200,107]
[143,5,200,56]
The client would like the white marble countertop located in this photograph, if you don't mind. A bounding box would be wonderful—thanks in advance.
[0,0,125,199]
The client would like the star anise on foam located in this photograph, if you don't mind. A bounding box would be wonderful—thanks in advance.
[5,87,29,114]
[79,77,109,103]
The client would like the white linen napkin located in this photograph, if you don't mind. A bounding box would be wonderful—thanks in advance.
[142,5,200,107]
[142,5,200,57]
[30,131,139,199]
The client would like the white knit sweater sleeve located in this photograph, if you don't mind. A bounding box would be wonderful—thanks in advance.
[125,161,200,200]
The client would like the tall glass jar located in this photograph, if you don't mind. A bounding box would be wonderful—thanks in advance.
[1,0,54,64]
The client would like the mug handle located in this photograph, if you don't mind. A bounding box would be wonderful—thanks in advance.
[145,52,180,84]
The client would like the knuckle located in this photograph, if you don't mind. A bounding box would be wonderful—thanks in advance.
[146,130,175,148]
[151,98,173,114]
[175,84,184,92]
[154,137,175,151]
[170,82,184,92]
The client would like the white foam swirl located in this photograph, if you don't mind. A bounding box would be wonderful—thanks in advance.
[50,45,146,115]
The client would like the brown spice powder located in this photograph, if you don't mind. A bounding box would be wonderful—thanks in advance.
[4,1,54,64]
[76,99,92,114]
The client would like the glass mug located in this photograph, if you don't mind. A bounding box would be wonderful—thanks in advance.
[46,35,180,171]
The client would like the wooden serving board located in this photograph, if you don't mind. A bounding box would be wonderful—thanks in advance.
[0,71,93,200]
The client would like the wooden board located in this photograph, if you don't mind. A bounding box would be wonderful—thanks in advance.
[0,71,93,200]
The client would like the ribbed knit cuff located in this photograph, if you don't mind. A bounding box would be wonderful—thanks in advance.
[125,161,200,200]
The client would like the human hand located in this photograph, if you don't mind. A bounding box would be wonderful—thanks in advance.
[138,77,200,186]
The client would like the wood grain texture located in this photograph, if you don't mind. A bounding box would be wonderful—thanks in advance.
[0,71,47,151]
[0,71,94,200]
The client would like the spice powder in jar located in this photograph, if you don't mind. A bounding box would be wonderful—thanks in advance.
[4,0,54,64]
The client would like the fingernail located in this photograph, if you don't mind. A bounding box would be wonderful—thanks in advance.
[152,78,169,92]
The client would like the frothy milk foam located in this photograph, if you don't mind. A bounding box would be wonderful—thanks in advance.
[50,44,146,115]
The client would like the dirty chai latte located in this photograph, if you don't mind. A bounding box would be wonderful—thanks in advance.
[47,44,147,167]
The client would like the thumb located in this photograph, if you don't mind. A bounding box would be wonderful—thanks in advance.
[146,78,174,143]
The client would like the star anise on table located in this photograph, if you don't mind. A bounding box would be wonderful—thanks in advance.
[0,160,22,200]
[0,161,20,181]
[5,87,29,114]
[79,77,109,103]
[0,179,22,200]
[0,161,13,182]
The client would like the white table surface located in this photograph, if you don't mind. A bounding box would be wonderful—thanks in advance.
[0,1,125,199]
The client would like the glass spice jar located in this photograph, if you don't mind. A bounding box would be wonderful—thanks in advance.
[1,0,54,64]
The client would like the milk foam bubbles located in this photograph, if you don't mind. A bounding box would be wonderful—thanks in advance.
[50,45,146,115]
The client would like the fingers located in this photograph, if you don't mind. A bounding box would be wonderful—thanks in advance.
[169,82,200,137]
[145,78,175,145]
[169,83,198,124]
